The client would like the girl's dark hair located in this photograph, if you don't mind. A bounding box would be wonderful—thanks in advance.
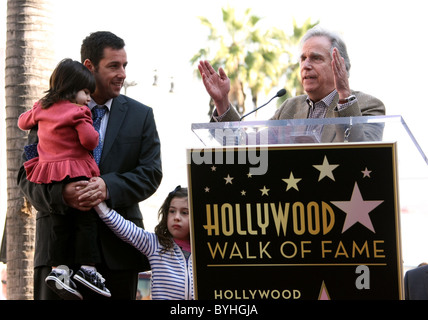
[155,186,188,253]
[40,58,96,109]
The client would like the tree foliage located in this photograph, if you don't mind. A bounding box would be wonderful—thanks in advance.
[191,6,318,116]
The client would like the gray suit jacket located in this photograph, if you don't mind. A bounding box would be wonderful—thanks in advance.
[213,90,386,142]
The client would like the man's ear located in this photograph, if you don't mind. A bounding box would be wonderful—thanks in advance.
[83,59,94,72]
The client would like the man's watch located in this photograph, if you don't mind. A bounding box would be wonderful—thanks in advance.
[338,94,357,104]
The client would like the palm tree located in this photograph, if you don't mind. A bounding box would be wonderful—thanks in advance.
[191,6,318,116]
[5,0,55,299]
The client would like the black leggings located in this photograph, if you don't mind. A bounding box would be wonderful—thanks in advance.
[48,208,101,267]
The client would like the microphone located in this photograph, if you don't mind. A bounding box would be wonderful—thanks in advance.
[240,88,286,121]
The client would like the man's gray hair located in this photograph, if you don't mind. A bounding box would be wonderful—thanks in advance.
[300,26,351,77]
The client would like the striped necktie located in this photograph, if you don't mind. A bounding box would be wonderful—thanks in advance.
[92,106,107,165]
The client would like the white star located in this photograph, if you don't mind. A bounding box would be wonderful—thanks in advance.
[313,156,339,181]
[361,167,372,178]
[282,172,302,191]
[260,186,270,196]
[330,182,384,233]
[224,174,234,184]
[211,165,217,172]
[204,186,210,193]
[247,172,253,178]
[241,190,246,196]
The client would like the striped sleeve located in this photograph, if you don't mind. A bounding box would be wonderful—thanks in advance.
[99,208,156,256]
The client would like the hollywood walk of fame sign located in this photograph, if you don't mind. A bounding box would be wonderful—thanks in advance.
[187,142,403,300]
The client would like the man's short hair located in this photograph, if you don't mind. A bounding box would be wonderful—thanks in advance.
[80,31,125,67]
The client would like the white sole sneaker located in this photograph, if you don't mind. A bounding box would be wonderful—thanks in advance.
[73,272,111,297]
[45,275,83,300]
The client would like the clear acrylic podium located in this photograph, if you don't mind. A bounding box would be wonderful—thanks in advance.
[188,115,428,300]
[191,115,428,211]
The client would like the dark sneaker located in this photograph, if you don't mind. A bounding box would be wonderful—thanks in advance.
[73,268,111,297]
[45,267,83,300]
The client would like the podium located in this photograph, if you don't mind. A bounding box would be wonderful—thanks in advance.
[187,115,428,300]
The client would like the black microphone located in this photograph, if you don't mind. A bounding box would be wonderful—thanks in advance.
[239,88,287,121]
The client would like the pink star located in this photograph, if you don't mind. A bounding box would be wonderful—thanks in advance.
[331,182,384,233]
[318,281,331,300]
[361,167,372,178]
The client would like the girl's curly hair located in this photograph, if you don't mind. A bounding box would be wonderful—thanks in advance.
[154,186,188,253]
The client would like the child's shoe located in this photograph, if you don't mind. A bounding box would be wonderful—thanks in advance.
[73,267,111,297]
[45,267,83,300]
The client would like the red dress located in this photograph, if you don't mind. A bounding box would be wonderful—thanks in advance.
[18,100,100,184]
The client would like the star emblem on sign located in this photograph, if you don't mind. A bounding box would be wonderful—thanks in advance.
[361,167,372,178]
[260,186,270,196]
[331,182,384,233]
[313,155,339,181]
[224,174,234,184]
[282,172,302,191]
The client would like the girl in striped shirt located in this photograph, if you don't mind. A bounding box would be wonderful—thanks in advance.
[95,186,193,300]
